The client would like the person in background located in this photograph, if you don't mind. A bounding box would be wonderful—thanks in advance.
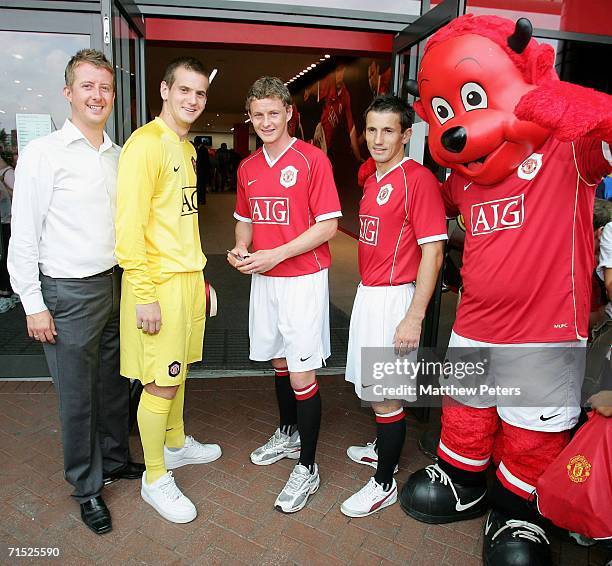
[0,152,16,312]
[8,49,144,535]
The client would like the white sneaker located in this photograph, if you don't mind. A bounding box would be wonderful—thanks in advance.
[250,428,300,466]
[347,441,399,473]
[164,435,222,470]
[141,471,197,523]
[340,477,398,518]
[274,463,320,513]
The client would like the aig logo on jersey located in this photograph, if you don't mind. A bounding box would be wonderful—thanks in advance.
[280,165,298,188]
[250,197,290,225]
[376,184,393,206]
[517,153,543,180]
[471,195,524,236]
[359,215,379,246]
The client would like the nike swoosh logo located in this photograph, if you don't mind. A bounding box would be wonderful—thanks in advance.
[455,492,486,512]
[539,413,560,421]
[174,166,180,172]
[300,355,312,362]
[464,182,472,191]
[248,179,257,186]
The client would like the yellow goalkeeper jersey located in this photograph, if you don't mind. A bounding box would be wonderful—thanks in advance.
[115,117,206,303]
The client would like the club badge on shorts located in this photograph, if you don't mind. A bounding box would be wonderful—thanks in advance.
[168,360,182,378]
[567,454,591,483]
[517,153,543,180]
[376,183,393,205]
[280,165,298,188]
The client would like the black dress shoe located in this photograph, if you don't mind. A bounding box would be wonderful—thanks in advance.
[80,495,112,535]
[103,461,146,485]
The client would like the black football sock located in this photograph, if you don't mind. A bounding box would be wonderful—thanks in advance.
[294,380,321,471]
[373,408,406,490]
[274,366,297,435]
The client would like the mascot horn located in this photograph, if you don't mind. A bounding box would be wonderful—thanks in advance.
[397,14,612,566]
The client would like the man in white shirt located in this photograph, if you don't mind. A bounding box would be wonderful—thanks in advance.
[8,49,143,535]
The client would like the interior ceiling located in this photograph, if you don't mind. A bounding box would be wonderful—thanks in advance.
[146,43,333,133]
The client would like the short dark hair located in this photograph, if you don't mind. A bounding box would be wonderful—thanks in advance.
[594,198,612,230]
[162,57,209,89]
[364,95,415,132]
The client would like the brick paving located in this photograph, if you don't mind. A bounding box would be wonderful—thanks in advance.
[0,377,609,565]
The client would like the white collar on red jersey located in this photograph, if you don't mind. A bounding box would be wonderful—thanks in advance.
[263,137,297,167]
[375,156,410,183]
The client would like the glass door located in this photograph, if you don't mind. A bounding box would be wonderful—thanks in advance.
[0,8,103,377]
[110,0,145,144]
[390,0,465,421]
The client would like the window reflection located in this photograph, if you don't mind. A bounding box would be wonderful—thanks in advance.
[0,31,89,144]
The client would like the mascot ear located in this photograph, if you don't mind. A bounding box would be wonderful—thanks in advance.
[413,100,428,122]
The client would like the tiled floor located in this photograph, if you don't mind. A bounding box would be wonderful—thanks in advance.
[0,378,609,565]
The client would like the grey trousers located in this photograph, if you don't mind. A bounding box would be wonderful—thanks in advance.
[41,270,129,503]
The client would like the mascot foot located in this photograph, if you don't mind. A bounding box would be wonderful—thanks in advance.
[399,463,487,523]
[484,509,551,566]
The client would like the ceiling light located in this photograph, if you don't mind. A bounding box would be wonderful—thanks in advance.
[0,110,5,114]
[12,54,23,60]
[14,79,20,84]
[244,118,251,123]
[37,94,43,98]
[309,65,315,69]
[324,54,331,59]
[26,87,32,91]
[320,58,325,61]
[230,127,234,131]
[216,113,219,117]
[209,68,218,83]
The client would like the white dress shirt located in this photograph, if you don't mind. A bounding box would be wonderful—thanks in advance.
[8,119,120,315]
[597,222,612,318]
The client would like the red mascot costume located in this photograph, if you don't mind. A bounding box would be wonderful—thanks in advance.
[397,15,612,566]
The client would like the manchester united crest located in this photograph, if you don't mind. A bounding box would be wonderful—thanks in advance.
[168,361,182,378]
[517,153,543,180]
[376,184,394,206]
[566,454,591,483]
[280,165,298,188]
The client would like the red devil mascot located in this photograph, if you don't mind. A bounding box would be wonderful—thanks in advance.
[397,14,612,566]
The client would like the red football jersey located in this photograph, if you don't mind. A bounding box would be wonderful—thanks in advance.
[321,85,354,148]
[234,138,342,277]
[359,158,448,286]
[442,137,611,344]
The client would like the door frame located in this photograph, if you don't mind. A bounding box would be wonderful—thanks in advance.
[0,7,107,378]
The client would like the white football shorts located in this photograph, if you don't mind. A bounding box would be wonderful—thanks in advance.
[249,269,330,373]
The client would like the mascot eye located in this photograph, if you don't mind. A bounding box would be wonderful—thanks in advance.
[460,82,488,111]
[431,97,454,125]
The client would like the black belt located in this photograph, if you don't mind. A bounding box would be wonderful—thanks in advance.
[82,266,119,279]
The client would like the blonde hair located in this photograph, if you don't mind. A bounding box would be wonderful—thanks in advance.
[65,49,114,88]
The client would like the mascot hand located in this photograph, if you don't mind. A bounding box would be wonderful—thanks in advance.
[358,157,377,187]
[515,81,612,142]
